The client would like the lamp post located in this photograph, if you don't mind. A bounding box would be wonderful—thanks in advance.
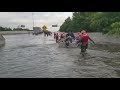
[32,12,35,30]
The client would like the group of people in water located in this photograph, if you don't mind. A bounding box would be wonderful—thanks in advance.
[43,30,52,37]
[54,30,95,52]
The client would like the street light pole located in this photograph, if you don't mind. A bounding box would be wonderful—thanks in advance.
[32,12,35,30]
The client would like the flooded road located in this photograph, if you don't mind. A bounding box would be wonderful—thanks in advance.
[0,33,120,78]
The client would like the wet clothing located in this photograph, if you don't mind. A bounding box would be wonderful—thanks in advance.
[64,36,72,47]
[54,33,56,39]
[65,35,72,43]
[66,33,70,37]
[60,33,65,39]
[81,44,88,52]
[55,33,59,43]
[70,32,75,40]
[59,33,65,42]
[76,33,90,52]
[80,33,89,46]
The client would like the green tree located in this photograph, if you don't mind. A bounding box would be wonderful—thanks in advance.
[59,12,120,36]
[108,22,120,36]
[0,26,12,31]
[59,17,72,32]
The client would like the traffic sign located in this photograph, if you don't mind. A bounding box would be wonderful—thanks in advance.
[52,25,58,27]
[42,25,47,30]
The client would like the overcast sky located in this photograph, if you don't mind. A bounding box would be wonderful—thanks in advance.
[0,12,73,31]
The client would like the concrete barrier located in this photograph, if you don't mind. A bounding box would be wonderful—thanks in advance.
[0,34,5,46]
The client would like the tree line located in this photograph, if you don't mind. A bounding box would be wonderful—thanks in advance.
[59,12,120,36]
[0,26,30,31]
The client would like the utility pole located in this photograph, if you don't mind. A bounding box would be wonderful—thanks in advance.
[32,12,35,30]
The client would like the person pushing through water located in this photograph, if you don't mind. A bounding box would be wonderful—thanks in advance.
[77,30,95,52]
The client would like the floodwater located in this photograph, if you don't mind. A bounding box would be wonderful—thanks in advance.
[0,33,120,78]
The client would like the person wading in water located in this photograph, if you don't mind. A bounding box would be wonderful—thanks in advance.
[55,33,59,43]
[77,30,95,52]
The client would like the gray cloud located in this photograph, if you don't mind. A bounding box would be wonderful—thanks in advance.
[0,12,72,31]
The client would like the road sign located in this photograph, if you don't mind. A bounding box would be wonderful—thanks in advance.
[21,25,25,27]
[42,25,47,30]
[52,25,58,27]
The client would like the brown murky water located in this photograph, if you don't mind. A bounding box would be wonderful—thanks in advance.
[0,33,120,78]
